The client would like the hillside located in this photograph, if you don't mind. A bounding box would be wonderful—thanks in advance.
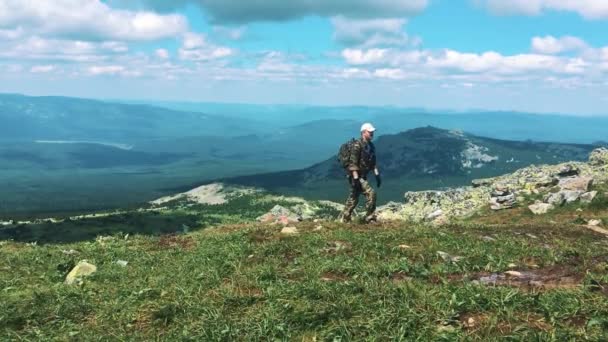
[2,150,608,340]
[219,126,598,202]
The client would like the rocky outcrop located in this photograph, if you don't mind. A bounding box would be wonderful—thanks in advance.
[377,148,608,223]
[589,148,608,166]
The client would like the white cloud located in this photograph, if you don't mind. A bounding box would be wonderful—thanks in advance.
[479,0,608,19]
[30,65,56,73]
[155,48,170,59]
[178,32,234,61]
[178,47,233,61]
[0,0,188,41]
[88,65,126,75]
[342,48,389,65]
[373,68,409,79]
[0,36,126,62]
[531,35,588,54]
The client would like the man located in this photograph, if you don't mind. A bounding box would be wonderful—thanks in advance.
[340,122,382,223]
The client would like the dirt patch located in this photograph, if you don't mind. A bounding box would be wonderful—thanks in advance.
[320,271,350,282]
[474,265,583,290]
[157,234,196,250]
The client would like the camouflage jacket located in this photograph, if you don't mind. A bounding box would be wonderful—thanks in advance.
[347,138,377,174]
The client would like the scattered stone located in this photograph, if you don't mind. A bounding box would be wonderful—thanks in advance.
[580,191,598,204]
[437,251,463,263]
[481,236,496,242]
[115,260,128,267]
[280,226,299,235]
[426,209,444,221]
[504,270,523,277]
[398,244,411,250]
[528,202,554,215]
[526,233,539,239]
[61,249,79,255]
[65,261,97,285]
[313,225,323,231]
[507,263,517,269]
[490,186,516,210]
[588,219,602,227]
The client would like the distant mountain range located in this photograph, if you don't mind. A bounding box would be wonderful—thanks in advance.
[0,94,264,142]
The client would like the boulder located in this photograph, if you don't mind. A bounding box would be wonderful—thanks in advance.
[589,148,608,166]
[559,176,593,192]
[528,202,554,215]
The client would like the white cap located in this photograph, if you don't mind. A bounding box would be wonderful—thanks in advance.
[360,122,376,132]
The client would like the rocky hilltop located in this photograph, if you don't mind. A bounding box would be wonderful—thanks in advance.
[377,148,608,224]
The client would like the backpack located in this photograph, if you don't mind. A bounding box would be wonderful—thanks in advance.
[337,138,357,169]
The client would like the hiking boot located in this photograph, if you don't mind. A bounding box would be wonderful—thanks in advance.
[363,214,377,223]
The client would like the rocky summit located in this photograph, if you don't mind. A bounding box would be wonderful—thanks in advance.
[376,148,608,224]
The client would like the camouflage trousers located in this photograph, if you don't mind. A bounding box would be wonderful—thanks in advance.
[341,176,376,221]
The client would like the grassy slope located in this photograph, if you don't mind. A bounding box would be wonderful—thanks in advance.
[2,192,608,340]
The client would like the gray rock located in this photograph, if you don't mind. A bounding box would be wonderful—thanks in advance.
[559,176,593,192]
[562,190,583,203]
[544,192,565,206]
[528,203,555,215]
[426,209,444,221]
[580,191,598,203]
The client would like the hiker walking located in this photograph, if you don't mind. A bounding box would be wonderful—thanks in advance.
[338,122,381,223]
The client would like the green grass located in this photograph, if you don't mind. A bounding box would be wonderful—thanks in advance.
[2,217,608,340]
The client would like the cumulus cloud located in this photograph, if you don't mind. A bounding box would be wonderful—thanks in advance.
[133,0,428,23]
[341,46,601,83]
[178,33,234,61]
[0,0,188,41]
[531,35,588,54]
[479,0,608,19]
[331,16,417,48]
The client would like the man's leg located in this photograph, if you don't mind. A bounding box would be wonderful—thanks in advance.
[341,177,360,222]
[360,178,377,222]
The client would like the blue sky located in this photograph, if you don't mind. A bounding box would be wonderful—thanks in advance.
[1,0,608,114]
